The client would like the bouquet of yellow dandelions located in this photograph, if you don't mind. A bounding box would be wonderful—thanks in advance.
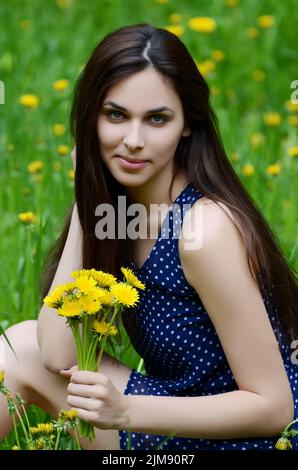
[43,266,145,442]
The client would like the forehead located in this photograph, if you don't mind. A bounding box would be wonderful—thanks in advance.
[102,68,182,112]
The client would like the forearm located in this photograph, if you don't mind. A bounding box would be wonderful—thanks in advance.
[124,390,287,439]
[37,203,82,372]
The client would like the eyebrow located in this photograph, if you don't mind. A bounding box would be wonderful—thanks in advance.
[102,100,175,115]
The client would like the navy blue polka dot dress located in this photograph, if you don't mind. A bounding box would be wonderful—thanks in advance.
[119,182,298,450]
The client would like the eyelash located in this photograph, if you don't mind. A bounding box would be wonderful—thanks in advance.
[105,110,169,125]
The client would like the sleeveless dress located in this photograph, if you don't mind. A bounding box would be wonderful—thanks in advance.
[119,182,298,450]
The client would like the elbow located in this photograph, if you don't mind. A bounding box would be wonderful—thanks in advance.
[265,394,295,436]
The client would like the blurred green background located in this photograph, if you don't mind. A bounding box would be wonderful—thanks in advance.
[0,0,297,449]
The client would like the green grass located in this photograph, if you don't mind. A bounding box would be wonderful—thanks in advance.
[0,0,297,450]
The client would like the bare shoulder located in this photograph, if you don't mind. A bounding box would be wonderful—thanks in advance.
[179,195,243,250]
[178,195,246,286]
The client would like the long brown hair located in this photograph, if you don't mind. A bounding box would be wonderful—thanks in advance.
[40,23,298,347]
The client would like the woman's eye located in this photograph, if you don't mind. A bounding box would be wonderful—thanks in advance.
[106,111,167,125]
[107,110,123,120]
[150,114,167,124]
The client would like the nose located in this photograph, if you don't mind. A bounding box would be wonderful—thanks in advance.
[123,123,144,150]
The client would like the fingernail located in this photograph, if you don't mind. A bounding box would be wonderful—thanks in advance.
[63,368,70,370]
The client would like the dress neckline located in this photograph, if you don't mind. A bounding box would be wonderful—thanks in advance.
[132,182,193,271]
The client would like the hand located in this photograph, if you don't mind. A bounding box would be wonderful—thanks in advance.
[61,368,131,431]
[71,145,76,171]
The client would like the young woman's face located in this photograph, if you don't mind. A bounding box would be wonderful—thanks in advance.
[96,67,190,188]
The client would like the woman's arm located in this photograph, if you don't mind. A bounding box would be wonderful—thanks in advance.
[37,202,83,374]
[124,199,294,439]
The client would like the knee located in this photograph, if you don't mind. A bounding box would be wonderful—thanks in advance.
[1,319,40,373]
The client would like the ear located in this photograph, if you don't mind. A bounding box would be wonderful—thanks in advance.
[182,126,191,137]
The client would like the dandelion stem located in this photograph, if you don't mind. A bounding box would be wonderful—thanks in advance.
[12,415,21,448]
[55,428,62,450]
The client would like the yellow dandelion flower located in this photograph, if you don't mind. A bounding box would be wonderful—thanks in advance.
[120,267,146,290]
[0,370,4,385]
[275,436,292,450]
[288,146,298,157]
[58,299,83,317]
[43,285,66,308]
[250,132,265,148]
[252,69,266,81]
[165,25,184,37]
[18,212,37,225]
[75,276,97,294]
[285,100,298,113]
[59,409,78,421]
[242,164,255,176]
[288,115,298,126]
[263,112,281,126]
[196,60,215,77]
[187,17,217,34]
[211,50,225,62]
[53,161,62,172]
[79,296,102,315]
[257,15,275,29]
[12,445,20,450]
[92,320,118,336]
[57,144,70,155]
[52,123,66,136]
[30,423,54,435]
[96,288,114,305]
[53,79,70,91]
[266,163,281,176]
[246,27,259,39]
[68,169,75,180]
[110,282,139,307]
[168,13,183,24]
[27,160,43,174]
[19,94,39,108]
[88,270,117,287]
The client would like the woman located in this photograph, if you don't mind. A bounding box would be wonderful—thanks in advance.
[1,23,297,451]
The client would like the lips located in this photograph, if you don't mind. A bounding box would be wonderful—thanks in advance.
[115,155,148,170]
[115,155,147,163]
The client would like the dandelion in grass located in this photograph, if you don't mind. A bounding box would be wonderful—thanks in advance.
[18,212,37,225]
[57,144,70,155]
[43,267,145,442]
[27,160,43,173]
[19,94,39,108]
[53,79,70,91]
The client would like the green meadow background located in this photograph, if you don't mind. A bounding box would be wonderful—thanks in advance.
[0,0,297,449]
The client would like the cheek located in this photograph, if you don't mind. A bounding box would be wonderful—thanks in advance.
[97,120,120,146]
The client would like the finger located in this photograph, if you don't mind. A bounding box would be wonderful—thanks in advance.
[67,383,106,399]
[66,395,101,412]
[70,371,109,385]
[59,365,79,377]
[71,408,98,424]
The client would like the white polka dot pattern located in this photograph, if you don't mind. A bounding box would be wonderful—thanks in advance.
[119,183,298,450]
